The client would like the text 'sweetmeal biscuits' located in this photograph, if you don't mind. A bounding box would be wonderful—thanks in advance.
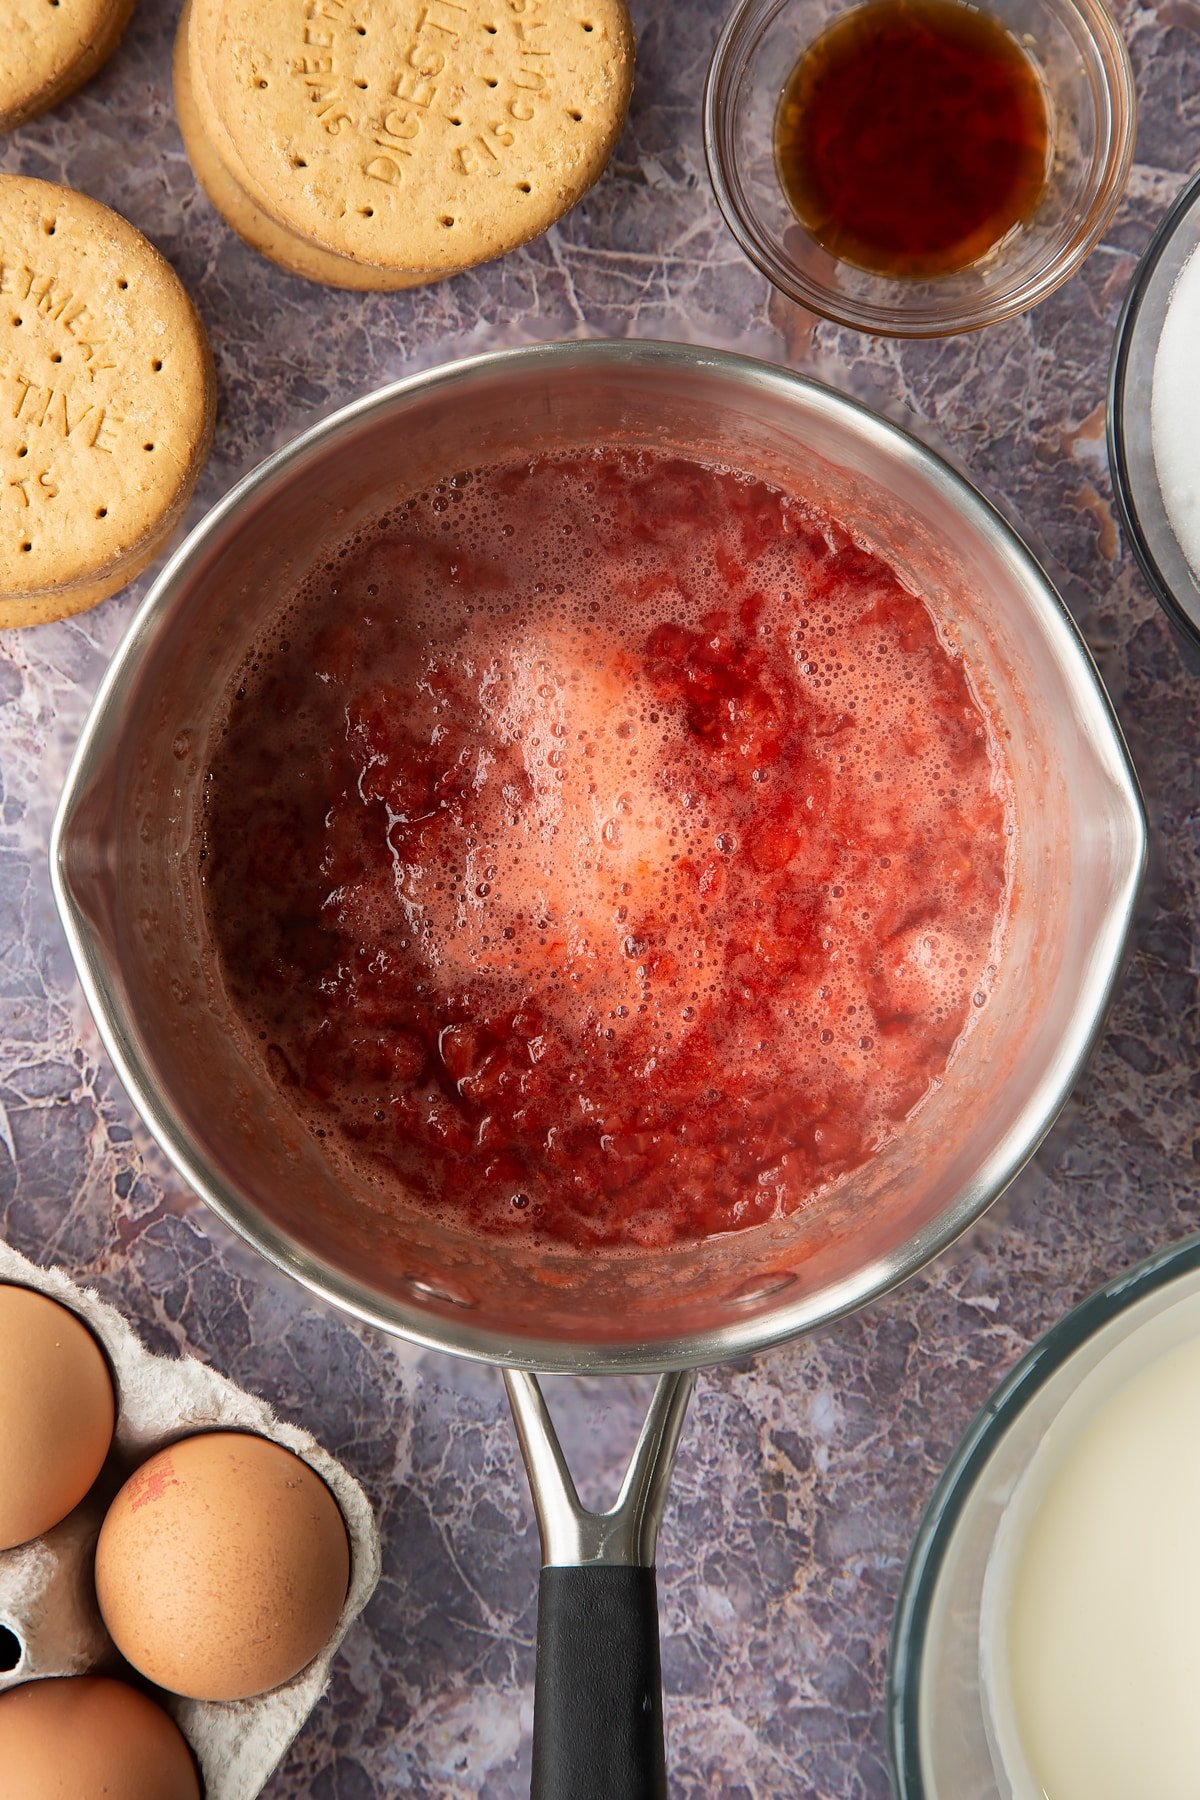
[189,0,635,275]
[0,0,137,133]
[0,176,216,628]
[174,3,430,290]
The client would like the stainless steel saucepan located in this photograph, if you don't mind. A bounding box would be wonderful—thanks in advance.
[51,342,1146,1798]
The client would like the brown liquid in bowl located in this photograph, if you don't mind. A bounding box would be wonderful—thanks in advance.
[775,0,1051,278]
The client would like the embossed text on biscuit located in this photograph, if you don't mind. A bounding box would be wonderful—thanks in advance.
[0,262,117,380]
[290,0,353,134]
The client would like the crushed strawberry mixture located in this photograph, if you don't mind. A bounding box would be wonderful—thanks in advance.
[201,450,1012,1247]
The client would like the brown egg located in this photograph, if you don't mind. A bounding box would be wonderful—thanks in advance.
[95,1430,351,1701]
[0,1675,201,1799]
[0,1284,115,1550]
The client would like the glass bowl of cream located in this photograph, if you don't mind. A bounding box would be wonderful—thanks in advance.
[1109,167,1200,657]
[889,1232,1200,1800]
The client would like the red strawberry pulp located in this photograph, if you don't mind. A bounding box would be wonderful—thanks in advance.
[200,449,1013,1249]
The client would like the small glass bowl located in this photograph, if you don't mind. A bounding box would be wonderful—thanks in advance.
[887,1232,1200,1798]
[1108,167,1200,657]
[704,0,1136,337]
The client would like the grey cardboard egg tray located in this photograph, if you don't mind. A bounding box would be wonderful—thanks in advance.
[0,1237,381,1797]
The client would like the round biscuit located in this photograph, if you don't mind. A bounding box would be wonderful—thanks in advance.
[0,540,158,629]
[0,427,208,628]
[0,0,136,133]
[189,0,635,274]
[174,5,432,290]
[0,176,216,609]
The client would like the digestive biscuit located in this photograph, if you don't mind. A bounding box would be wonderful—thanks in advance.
[0,550,155,629]
[174,5,430,290]
[0,432,211,627]
[0,176,216,625]
[0,0,136,133]
[188,0,635,275]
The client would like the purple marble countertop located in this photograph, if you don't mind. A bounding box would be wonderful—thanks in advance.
[2,2,1198,1794]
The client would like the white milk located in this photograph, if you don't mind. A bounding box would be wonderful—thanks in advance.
[1151,243,1200,580]
[985,1313,1200,1800]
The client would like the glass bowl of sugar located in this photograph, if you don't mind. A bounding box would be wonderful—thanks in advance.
[1109,167,1200,656]
[888,1231,1200,1800]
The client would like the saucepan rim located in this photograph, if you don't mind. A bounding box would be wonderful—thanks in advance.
[51,339,1147,1373]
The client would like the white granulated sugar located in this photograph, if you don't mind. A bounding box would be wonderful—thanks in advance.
[1151,243,1200,580]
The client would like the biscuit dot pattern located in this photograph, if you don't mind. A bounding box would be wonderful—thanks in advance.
[191,0,635,273]
[0,174,214,614]
[202,450,1013,1251]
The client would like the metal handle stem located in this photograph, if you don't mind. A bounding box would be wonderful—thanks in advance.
[504,1368,695,1567]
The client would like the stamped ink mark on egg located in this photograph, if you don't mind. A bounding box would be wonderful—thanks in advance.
[128,1453,180,1512]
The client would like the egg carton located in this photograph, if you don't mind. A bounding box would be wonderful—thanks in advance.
[0,1238,382,1798]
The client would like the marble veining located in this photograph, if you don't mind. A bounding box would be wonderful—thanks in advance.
[2,0,1199,1794]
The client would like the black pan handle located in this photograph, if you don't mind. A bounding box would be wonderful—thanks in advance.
[533,1563,666,1800]
[505,1371,695,1800]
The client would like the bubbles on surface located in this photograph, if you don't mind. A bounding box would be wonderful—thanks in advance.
[201,448,1014,1245]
